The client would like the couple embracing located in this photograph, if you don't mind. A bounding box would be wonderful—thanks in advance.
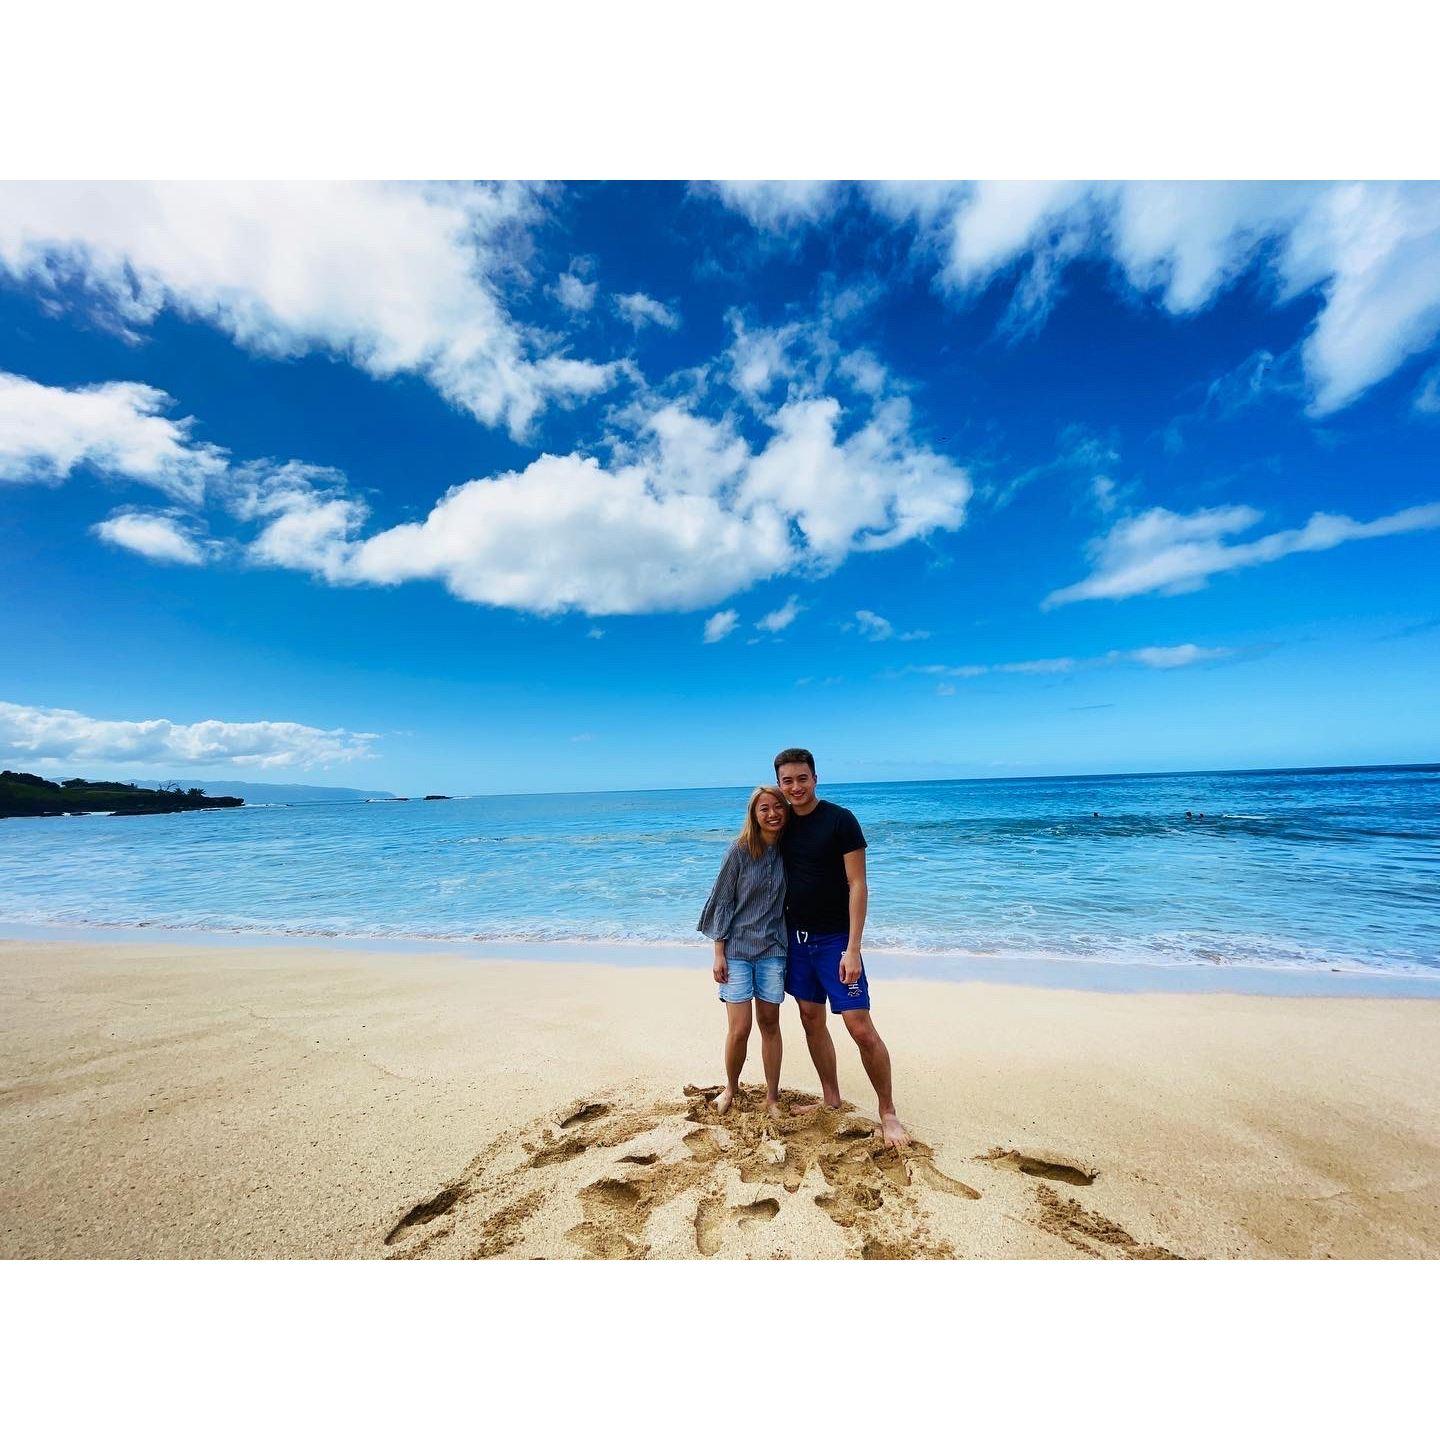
[697,747,908,1149]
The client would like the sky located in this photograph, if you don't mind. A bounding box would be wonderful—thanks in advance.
[2,179,1438,795]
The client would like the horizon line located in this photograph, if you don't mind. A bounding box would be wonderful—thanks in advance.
[84,758,1440,804]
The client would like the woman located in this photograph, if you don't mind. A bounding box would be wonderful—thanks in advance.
[697,785,788,1117]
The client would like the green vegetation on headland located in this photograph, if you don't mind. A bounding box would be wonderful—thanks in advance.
[0,771,245,819]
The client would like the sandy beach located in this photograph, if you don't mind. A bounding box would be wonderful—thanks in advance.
[3,937,1438,1260]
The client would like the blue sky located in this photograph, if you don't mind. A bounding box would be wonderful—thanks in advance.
[2,180,1438,793]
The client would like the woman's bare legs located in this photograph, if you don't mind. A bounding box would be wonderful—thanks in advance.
[754,1000,783,1117]
[715,1000,753,1115]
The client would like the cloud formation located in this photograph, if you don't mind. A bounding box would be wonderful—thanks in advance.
[1126,644,1233,669]
[709,181,1440,414]
[254,385,969,615]
[0,182,619,437]
[554,269,598,312]
[93,510,207,565]
[0,371,226,502]
[756,596,802,633]
[703,609,739,643]
[703,181,839,230]
[911,642,1232,683]
[0,700,377,770]
[1045,501,1440,607]
[614,292,680,330]
[854,609,893,641]
[7,339,970,620]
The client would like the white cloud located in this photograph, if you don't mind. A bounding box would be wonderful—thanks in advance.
[712,181,1440,414]
[940,182,1440,415]
[854,609,893,640]
[914,642,1231,681]
[0,371,226,502]
[0,181,620,437]
[347,452,793,614]
[614,291,680,330]
[555,270,598,312]
[7,238,970,623]
[1045,501,1440,607]
[1416,366,1440,415]
[703,609,739,643]
[13,331,968,621]
[727,316,799,398]
[724,293,891,412]
[0,700,376,770]
[756,595,802,633]
[93,510,207,565]
[837,349,889,397]
[636,404,748,497]
[248,493,369,584]
[705,181,839,230]
[740,396,971,566]
[1126,644,1233,669]
[862,181,970,227]
[256,391,968,617]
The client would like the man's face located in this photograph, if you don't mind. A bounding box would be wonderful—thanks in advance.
[776,763,816,809]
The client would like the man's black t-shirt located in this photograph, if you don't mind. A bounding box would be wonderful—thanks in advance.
[778,799,866,934]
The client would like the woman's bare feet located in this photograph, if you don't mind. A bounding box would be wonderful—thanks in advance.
[712,1086,736,1116]
[880,1111,910,1148]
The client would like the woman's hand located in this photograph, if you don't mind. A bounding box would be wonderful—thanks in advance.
[712,945,728,985]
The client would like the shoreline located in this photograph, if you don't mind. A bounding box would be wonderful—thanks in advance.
[3,936,1440,1259]
[2,920,1438,998]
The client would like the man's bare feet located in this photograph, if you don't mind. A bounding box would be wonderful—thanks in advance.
[712,1086,736,1116]
[766,1100,783,1120]
[880,1111,910,1149]
[792,1097,844,1116]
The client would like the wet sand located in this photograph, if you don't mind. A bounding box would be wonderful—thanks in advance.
[3,938,1438,1259]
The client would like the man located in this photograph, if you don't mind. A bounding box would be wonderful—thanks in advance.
[773,747,909,1148]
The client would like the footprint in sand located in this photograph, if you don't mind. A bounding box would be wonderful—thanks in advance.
[383,1183,467,1247]
[977,1146,1099,1186]
[1032,1183,1181,1259]
[974,1143,1180,1258]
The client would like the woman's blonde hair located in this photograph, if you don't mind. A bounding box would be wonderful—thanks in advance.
[738,785,788,859]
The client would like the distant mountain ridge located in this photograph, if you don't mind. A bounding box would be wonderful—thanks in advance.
[167,780,397,804]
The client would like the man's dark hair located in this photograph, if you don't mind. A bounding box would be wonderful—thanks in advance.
[773,747,816,777]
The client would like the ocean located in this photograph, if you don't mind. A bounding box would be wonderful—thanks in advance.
[1,765,1436,978]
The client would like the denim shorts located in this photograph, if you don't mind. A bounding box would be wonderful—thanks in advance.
[718,954,786,1005]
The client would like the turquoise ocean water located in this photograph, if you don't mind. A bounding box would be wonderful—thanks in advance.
[1,765,1436,978]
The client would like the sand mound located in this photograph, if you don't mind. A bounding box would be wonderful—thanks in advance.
[379,1083,1036,1260]
[379,1083,1184,1260]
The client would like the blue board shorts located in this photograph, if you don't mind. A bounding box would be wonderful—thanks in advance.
[718,954,786,1005]
[784,929,870,1013]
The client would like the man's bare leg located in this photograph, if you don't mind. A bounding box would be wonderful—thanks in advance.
[842,1009,909,1147]
[793,999,843,1111]
[715,1001,753,1115]
[754,1000,784,1117]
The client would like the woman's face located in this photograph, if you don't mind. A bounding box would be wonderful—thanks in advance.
[754,793,787,838]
